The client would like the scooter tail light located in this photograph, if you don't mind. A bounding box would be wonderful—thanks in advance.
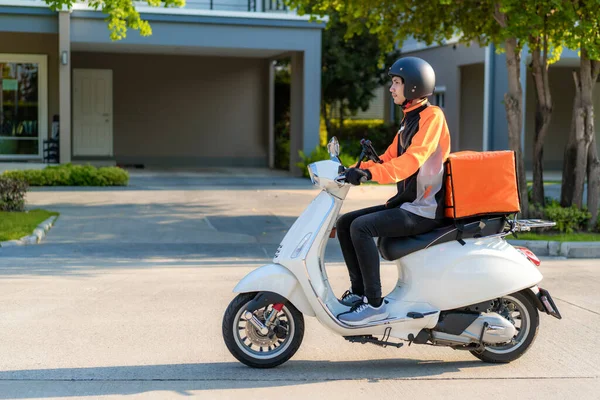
[514,246,541,267]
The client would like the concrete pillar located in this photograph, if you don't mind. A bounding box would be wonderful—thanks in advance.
[303,46,321,155]
[491,51,509,151]
[483,44,495,151]
[289,45,321,175]
[58,11,71,164]
[290,52,304,175]
[488,46,528,152]
[268,59,275,169]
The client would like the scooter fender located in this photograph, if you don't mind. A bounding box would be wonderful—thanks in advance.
[233,263,315,317]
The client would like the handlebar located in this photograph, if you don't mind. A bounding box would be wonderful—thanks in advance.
[360,139,383,164]
[336,139,382,184]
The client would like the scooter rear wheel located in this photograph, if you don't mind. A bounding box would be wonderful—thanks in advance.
[222,292,305,368]
[470,291,539,363]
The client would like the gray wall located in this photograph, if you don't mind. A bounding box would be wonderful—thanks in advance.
[405,43,486,152]
[0,31,59,140]
[524,66,600,171]
[72,52,269,167]
[459,63,485,151]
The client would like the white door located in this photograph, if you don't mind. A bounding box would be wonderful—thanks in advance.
[73,69,113,156]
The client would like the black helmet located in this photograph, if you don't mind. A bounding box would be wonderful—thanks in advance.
[388,57,436,100]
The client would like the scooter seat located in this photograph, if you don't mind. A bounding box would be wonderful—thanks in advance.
[377,217,507,261]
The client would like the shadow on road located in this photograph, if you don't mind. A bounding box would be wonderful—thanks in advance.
[0,358,488,398]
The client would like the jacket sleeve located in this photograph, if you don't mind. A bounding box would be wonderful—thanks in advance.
[352,134,399,169]
[367,111,445,184]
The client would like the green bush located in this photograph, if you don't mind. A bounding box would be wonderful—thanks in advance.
[2,164,129,187]
[542,200,591,234]
[296,145,357,178]
[328,119,398,158]
[274,136,290,171]
[0,176,28,212]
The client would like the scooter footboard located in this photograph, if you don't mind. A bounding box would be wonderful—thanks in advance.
[233,263,315,316]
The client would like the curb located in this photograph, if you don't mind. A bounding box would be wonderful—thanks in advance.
[0,216,57,248]
[508,239,600,258]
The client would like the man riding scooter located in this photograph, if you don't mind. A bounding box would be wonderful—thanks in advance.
[337,56,451,326]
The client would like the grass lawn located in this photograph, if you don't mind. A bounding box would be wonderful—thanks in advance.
[526,181,561,186]
[0,209,59,241]
[508,232,600,242]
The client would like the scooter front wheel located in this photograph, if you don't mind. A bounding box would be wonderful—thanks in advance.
[222,292,305,368]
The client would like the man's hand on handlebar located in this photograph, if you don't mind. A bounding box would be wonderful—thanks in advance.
[345,168,372,185]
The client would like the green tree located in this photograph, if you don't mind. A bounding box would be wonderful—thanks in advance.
[44,0,184,40]
[288,0,533,215]
[557,0,600,229]
[321,10,397,134]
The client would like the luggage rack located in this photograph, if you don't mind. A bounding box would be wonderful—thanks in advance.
[512,219,556,232]
[488,218,556,239]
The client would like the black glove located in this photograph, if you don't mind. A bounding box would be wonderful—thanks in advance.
[345,168,372,185]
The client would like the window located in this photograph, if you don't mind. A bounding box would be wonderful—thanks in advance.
[0,54,47,158]
[431,85,446,108]
[434,92,445,108]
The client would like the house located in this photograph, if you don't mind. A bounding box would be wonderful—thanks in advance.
[0,0,324,171]
[366,38,600,173]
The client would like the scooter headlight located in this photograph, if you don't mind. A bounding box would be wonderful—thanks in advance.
[308,163,319,186]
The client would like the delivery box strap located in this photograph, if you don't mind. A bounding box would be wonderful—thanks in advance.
[455,219,488,246]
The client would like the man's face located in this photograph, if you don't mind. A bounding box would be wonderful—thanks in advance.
[390,76,406,105]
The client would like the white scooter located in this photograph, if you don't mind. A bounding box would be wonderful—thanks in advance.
[222,137,562,368]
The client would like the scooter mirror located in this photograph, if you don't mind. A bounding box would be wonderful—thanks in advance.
[327,137,340,158]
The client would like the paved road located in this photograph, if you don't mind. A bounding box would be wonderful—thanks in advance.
[0,172,597,399]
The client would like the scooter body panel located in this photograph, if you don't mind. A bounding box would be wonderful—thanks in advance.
[397,238,543,310]
[233,263,316,317]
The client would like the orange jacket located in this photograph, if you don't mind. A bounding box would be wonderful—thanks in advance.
[360,99,451,185]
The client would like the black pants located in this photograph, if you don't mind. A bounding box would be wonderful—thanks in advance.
[336,205,443,302]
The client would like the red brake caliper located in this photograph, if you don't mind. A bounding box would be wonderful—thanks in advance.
[272,303,284,312]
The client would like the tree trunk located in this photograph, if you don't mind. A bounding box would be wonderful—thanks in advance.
[585,60,600,229]
[530,42,553,206]
[328,101,335,134]
[560,83,582,207]
[588,134,600,229]
[504,37,529,217]
[322,98,332,138]
[561,50,597,209]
